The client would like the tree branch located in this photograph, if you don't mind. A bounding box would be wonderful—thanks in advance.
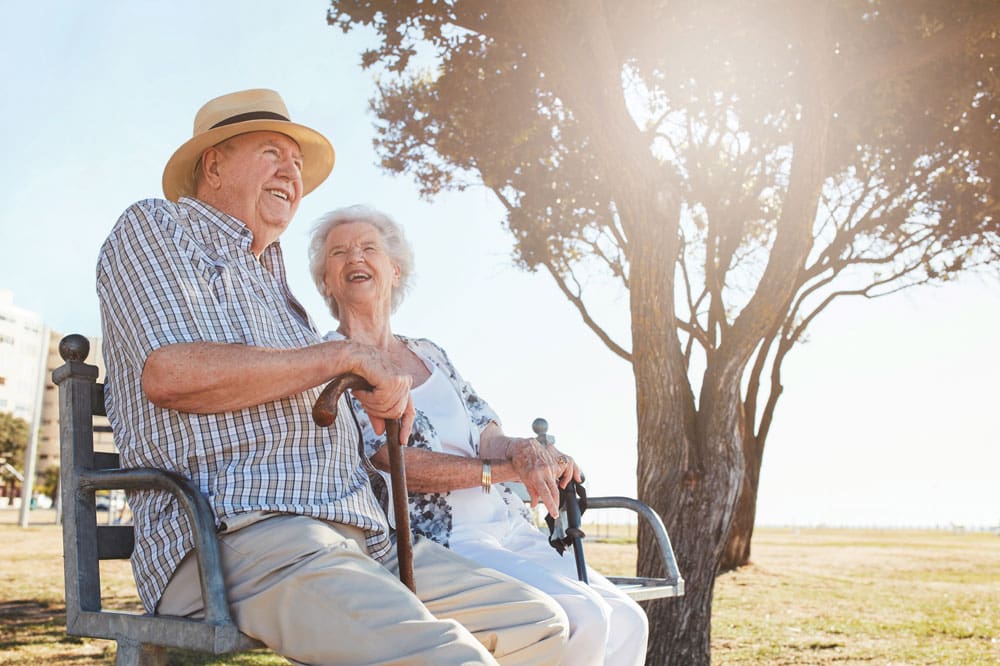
[540,259,633,363]
[830,5,1000,103]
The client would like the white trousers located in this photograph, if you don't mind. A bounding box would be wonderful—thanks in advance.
[450,519,649,666]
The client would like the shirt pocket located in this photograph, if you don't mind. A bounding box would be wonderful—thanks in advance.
[206,259,231,307]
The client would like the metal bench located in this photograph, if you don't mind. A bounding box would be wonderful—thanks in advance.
[527,418,685,601]
[52,330,681,665]
[53,334,261,665]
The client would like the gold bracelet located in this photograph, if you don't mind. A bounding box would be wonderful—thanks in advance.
[481,460,492,494]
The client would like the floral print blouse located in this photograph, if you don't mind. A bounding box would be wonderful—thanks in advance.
[325,332,531,547]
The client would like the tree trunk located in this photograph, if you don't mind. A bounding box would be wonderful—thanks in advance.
[637,374,746,665]
[627,206,747,663]
[719,433,763,572]
[711,6,832,576]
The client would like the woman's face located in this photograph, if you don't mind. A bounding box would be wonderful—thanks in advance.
[323,221,400,316]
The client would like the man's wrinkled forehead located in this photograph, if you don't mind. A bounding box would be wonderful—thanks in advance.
[214,130,304,159]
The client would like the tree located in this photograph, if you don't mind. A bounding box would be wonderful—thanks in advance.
[327,1,1000,662]
[0,411,30,498]
[36,465,60,501]
[0,411,30,471]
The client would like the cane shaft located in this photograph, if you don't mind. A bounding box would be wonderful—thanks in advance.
[564,481,589,584]
[313,374,415,592]
[386,419,415,592]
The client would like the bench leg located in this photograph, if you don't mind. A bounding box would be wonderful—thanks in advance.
[115,637,167,666]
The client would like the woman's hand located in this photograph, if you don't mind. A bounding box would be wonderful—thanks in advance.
[551,445,583,489]
[509,438,583,517]
[481,424,583,518]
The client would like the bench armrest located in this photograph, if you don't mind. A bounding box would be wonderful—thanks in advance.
[78,468,232,627]
[586,495,685,598]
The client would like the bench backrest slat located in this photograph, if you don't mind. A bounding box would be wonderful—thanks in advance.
[93,451,120,470]
[96,525,135,560]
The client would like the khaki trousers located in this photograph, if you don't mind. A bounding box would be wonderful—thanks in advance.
[157,514,568,665]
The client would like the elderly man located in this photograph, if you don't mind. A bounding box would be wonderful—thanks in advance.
[97,89,568,665]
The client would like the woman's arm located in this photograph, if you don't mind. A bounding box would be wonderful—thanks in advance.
[396,339,581,515]
[369,421,583,513]
[369,445,525,493]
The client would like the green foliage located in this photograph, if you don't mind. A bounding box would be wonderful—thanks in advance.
[35,465,59,499]
[330,0,999,324]
[0,411,30,471]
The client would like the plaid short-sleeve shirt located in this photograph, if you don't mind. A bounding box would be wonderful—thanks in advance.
[97,197,391,611]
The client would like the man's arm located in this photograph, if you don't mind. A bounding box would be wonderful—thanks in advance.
[143,339,414,441]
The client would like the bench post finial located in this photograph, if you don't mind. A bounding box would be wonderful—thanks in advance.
[59,333,91,363]
[53,334,102,618]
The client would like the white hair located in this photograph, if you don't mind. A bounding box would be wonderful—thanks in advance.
[308,205,415,320]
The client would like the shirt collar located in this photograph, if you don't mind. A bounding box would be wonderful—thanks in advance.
[178,196,255,250]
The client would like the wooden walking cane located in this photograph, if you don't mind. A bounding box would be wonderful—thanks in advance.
[312,374,416,593]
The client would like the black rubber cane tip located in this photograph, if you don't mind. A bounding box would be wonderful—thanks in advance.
[59,334,90,362]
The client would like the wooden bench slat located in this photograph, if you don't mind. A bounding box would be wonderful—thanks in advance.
[70,610,260,653]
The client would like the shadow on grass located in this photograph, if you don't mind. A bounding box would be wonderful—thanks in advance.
[0,599,78,650]
[0,599,279,665]
[0,599,101,663]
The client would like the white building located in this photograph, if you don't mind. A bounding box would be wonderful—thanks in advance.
[0,292,111,500]
[0,290,47,426]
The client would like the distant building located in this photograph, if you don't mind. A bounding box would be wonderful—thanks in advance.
[0,290,47,426]
[0,290,111,498]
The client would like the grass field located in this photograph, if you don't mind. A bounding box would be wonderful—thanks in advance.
[710,528,999,664]
[1,517,997,664]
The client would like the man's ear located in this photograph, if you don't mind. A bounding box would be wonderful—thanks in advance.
[199,147,224,190]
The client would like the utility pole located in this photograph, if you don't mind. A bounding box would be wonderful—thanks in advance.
[19,325,49,528]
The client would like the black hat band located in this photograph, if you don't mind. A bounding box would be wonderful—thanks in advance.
[210,110,289,129]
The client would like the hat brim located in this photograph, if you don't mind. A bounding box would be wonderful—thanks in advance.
[162,119,334,202]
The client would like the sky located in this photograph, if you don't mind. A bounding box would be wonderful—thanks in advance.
[1,1,997,528]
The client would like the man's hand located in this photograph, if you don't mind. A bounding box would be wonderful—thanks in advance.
[353,382,415,446]
[347,342,415,445]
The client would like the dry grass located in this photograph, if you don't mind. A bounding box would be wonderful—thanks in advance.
[2,515,997,664]
[711,528,1000,664]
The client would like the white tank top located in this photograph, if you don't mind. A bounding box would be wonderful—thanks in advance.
[411,365,474,457]
[410,365,508,528]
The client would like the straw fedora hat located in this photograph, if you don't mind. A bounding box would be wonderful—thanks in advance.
[162,88,335,202]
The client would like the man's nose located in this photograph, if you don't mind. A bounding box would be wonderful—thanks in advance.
[276,154,302,181]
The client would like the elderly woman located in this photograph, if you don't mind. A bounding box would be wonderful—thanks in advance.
[308,205,648,666]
